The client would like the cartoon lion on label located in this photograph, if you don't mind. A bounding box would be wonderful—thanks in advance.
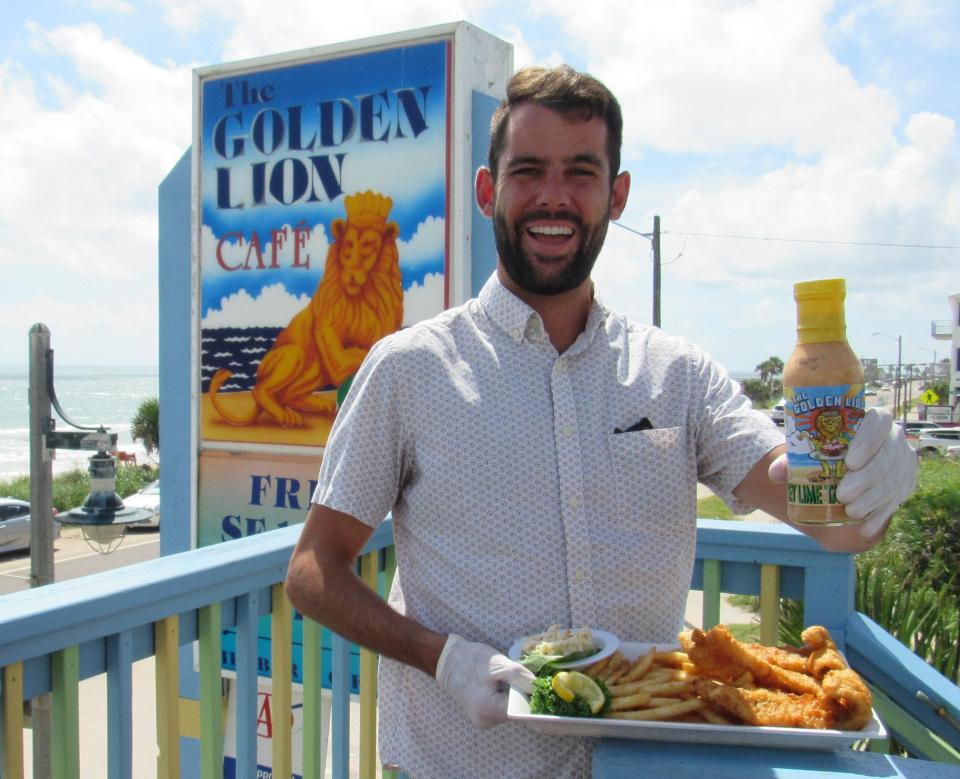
[209,190,404,427]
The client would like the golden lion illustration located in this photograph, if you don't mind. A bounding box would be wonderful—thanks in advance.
[209,190,404,427]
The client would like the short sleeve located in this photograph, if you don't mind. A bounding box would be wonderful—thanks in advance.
[311,337,407,528]
[692,347,784,515]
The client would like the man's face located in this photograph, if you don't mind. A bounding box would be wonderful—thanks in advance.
[477,103,629,296]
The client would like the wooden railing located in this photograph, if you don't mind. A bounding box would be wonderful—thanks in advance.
[1,518,958,777]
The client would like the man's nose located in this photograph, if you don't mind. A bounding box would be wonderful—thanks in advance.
[536,171,571,209]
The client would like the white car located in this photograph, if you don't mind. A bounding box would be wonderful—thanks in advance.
[122,480,160,528]
[906,433,955,458]
[0,498,61,554]
[770,400,785,426]
[896,420,946,434]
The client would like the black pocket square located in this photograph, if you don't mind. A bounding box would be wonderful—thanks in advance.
[614,417,653,434]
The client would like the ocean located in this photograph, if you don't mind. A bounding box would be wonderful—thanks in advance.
[0,365,159,481]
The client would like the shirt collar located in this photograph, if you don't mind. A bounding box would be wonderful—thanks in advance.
[477,273,608,352]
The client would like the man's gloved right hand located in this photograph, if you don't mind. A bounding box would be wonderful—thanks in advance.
[435,634,535,728]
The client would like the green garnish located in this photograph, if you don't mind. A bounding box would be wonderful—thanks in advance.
[528,675,611,717]
[520,648,600,676]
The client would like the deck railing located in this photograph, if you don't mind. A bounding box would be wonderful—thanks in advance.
[2,518,959,778]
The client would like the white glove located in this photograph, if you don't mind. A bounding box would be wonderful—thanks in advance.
[836,407,917,536]
[435,634,535,728]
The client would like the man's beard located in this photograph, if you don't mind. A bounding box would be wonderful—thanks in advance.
[493,206,610,296]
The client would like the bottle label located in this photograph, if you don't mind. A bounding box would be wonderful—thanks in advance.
[785,384,865,508]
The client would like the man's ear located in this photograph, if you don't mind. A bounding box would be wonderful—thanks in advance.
[609,171,631,221]
[475,167,495,217]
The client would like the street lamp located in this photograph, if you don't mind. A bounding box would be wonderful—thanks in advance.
[29,324,154,555]
[918,347,938,381]
[873,331,904,426]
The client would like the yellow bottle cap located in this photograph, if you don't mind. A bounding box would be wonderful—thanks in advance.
[794,278,846,300]
[794,278,846,343]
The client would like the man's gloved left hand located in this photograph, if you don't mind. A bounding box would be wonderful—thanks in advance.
[770,407,917,540]
[835,406,917,536]
[435,634,535,728]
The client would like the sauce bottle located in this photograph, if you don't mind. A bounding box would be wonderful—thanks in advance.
[784,279,865,525]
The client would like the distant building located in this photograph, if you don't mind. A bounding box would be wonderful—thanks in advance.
[931,293,959,416]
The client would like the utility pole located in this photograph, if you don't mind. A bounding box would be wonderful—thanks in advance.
[28,323,54,778]
[652,215,661,327]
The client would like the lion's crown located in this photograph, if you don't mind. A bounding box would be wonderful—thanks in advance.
[344,190,393,229]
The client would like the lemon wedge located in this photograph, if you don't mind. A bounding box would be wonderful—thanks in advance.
[551,671,605,714]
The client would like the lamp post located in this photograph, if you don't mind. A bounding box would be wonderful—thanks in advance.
[873,331,904,426]
[27,324,153,775]
[918,347,938,382]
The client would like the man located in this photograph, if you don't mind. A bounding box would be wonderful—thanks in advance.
[286,65,916,777]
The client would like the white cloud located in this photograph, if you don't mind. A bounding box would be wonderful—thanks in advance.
[527,0,898,159]
[398,216,445,267]
[0,22,191,279]
[402,272,445,325]
[202,283,310,328]
[200,272,445,331]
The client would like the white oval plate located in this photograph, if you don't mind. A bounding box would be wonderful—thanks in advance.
[508,629,619,670]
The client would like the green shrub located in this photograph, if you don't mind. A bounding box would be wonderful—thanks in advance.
[0,463,158,512]
[779,459,960,682]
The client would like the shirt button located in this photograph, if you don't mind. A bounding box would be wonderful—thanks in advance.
[575,569,586,582]
[556,357,567,371]
[562,425,573,438]
[567,496,580,510]
[510,329,522,340]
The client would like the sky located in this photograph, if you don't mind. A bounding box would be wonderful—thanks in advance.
[1,0,957,376]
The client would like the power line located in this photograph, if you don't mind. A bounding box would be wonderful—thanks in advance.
[612,221,960,249]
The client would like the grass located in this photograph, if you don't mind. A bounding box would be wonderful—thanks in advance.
[697,495,735,520]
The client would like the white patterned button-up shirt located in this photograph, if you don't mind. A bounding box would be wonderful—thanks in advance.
[312,273,783,777]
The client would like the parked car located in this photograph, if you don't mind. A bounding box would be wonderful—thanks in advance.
[922,427,960,443]
[0,498,61,554]
[122,480,160,528]
[770,400,785,426]
[906,433,955,458]
[896,420,946,434]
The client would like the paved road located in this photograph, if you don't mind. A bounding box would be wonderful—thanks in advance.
[0,526,160,596]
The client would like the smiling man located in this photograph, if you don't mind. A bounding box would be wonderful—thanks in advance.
[286,65,916,778]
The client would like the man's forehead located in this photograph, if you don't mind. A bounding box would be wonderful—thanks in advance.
[501,103,609,166]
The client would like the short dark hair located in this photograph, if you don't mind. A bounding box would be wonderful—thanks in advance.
[488,65,623,181]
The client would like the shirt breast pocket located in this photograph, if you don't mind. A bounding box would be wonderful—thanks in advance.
[607,426,693,536]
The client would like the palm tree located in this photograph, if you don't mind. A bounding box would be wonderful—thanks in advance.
[130,397,159,456]
[755,357,784,387]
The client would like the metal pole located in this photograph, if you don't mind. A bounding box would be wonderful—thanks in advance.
[652,215,661,327]
[897,335,905,427]
[28,323,54,777]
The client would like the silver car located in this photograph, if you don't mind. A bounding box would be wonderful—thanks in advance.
[0,497,61,554]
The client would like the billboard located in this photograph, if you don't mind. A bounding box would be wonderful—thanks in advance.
[196,38,451,454]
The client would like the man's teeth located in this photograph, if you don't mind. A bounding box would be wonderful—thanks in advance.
[528,225,573,236]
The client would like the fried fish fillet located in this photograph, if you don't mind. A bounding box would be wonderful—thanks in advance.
[820,668,873,730]
[682,625,821,696]
[693,678,830,729]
